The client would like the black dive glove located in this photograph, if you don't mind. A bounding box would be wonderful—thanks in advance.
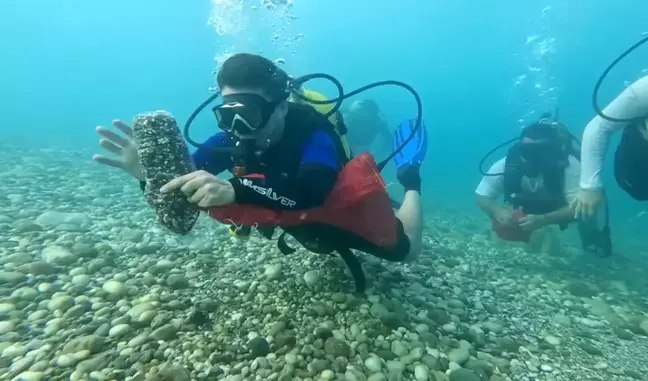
[397,164,421,193]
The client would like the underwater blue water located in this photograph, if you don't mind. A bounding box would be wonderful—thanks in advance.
[1,0,647,247]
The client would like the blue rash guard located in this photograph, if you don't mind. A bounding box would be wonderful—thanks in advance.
[191,130,341,211]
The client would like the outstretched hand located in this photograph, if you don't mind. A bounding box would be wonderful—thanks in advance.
[571,188,605,220]
[92,120,144,181]
[518,214,547,232]
[161,170,235,208]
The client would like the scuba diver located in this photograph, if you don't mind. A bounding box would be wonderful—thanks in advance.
[93,53,428,292]
[342,99,392,155]
[292,84,390,157]
[572,37,648,219]
[476,113,611,256]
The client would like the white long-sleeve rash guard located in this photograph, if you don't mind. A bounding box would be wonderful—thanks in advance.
[580,75,648,190]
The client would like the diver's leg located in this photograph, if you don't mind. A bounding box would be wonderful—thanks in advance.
[395,190,423,262]
[395,164,423,262]
[577,212,612,257]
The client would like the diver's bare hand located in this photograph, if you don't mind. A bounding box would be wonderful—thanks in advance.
[571,188,604,220]
[161,171,235,208]
[493,206,515,225]
[92,120,144,181]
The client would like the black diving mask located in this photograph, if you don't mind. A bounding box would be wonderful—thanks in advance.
[213,93,282,136]
[520,140,552,162]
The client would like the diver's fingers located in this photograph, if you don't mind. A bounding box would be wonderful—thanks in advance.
[573,201,583,220]
[92,154,125,169]
[584,203,594,219]
[189,184,209,205]
[96,126,129,147]
[99,139,123,155]
[160,172,200,194]
[112,120,134,138]
[569,198,577,215]
[179,174,211,197]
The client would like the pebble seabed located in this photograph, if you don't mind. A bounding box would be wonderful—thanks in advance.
[1,145,648,381]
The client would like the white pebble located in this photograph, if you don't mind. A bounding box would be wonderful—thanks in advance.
[390,340,408,357]
[11,371,46,381]
[448,361,461,371]
[47,295,74,312]
[441,323,457,333]
[69,267,86,276]
[36,283,52,293]
[71,274,91,287]
[89,370,109,381]
[414,364,429,381]
[10,357,34,373]
[0,303,16,313]
[364,356,382,373]
[303,270,320,287]
[55,354,76,367]
[108,323,131,338]
[0,320,16,334]
[320,369,335,380]
[3,344,27,358]
[102,280,125,295]
[544,335,561,346]
[284,353,297,365]
[540,364,553,372]
[41,245,75,265]
[156,259,174,269]
[264,264,282,280]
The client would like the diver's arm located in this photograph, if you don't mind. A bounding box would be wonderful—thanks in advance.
[541,206,573,225]
[228,130,340,210]
[139,133,231,192]
[581,75,648,189]
[475,159,507,217]
[476,195,501,218]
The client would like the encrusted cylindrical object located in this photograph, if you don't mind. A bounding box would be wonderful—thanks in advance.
[133,110,199,235]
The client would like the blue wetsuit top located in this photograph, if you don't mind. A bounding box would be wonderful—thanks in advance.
[192,130,341,210]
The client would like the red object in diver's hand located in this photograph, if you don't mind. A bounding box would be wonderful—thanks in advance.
[491,208,531,243]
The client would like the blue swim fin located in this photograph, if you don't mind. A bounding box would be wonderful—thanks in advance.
[392,118,428,168]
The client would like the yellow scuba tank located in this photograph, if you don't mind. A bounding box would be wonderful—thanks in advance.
[291,88,352,159]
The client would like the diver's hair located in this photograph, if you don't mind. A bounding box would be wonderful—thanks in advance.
[521,121,554,140]
[217,53,290,101]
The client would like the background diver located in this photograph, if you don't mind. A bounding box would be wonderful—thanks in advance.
[342,99,392,156]
[291,85,391,158]
[476,114,611,256]
[93,53,429,292]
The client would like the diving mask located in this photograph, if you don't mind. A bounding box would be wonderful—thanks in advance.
[213,93,282,136]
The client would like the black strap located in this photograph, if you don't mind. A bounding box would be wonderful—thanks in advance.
[274,229,366,293]
[598,197,613,257]
[335,112,348,135]
[337,247,366,293]
[277,232,297,255]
